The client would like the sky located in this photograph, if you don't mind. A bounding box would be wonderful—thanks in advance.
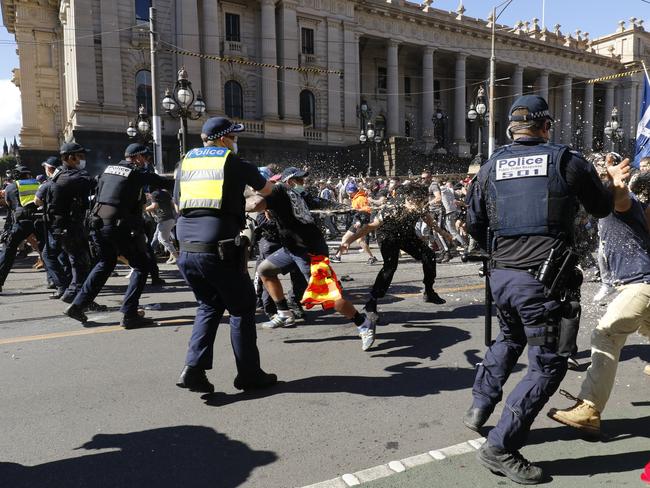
[0,0,648,146]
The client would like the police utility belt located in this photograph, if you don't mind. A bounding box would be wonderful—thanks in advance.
[180,235,250,262]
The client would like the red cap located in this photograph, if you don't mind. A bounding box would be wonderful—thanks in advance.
[270,174,282,182]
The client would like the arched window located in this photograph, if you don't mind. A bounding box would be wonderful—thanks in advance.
[300,90,315,127]
[224,80,243,119]
[135,0,151,23]
[135,69,152,114]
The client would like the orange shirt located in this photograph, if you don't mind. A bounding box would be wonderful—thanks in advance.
[351,190,371,213]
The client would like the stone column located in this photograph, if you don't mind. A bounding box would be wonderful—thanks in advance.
[99,0,123,107]
[73,1,98,104]
[582,82,594,151]
[260,0,278,119]
[178,0,202,98]
[387,40,400,136]
[561,75,573,145]
[279,0,300,121]
[421,47,435,138]
[343,26,359,130]
[202,0,223,114]
[537,70,549,101]
[512,65,524,99]
[453,53,468,149]
[327,19,342,129]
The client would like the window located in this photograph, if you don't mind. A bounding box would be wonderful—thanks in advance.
[135,0,151,23]
[301,28,315,55]
[404,76,412,98]
[300,90,316,127]
[135,69,152,114]
[224,80,243,119]
[377,67,387,92]
[434,80,440,101]
[225,13,241,42]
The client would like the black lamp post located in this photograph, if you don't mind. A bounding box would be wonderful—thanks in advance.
[127,104,152,142]
[161,67,206,158]
[432,106,447,149]
[467,86,488,164]
[603,106,624,153]
[359,122,384,177]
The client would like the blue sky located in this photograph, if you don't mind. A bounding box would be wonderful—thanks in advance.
[0,0,648,143]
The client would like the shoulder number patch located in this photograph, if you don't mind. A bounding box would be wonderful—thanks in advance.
[104,165,133,178]
[495,154,548,181]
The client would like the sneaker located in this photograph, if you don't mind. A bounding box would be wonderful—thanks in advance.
[477,443,545,485]
[367,256,378,265]
[330,255,342,263]
[233,371,278,391]
[176,365,215,393]
[166,255,177,265]
[359,316,377,351]
[261,313,296,329]
[423,289,446,304]
[547,390,601,437]
[593,284,615,303]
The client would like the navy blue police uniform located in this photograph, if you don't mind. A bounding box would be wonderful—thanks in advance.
[45,143,95,303]
[175,117,276,394]
[464,95,614,483]
[0,167,38,292]
[65,144,173,326]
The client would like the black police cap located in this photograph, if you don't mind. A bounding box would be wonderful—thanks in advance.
[60,142,89,155]
[41,156,62,168]
[509,95,554,122]
[124,143,152,158]
[201,117,245,141]
[281,166,309,182]
[14,165,32,175]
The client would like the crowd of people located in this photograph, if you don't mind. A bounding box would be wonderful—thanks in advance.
[1,94,649,485]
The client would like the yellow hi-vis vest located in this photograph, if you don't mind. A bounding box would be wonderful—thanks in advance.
[178,147,229,213]
[16,179,39,207]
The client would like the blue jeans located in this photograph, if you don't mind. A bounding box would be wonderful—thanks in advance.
[177,251,262,377]
[42,230,72,292]
[73,224,149,315]
[0,219,35,286]
[471,268,568,451]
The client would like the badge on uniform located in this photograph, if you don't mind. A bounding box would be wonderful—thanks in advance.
[104,165,133,178]
[495,154,548,181]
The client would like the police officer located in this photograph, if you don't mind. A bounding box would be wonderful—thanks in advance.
[175,116,277,394]
[463,95,628,484]
[46,142,95,303]
[64,143,173,327]
[0,165,39,293]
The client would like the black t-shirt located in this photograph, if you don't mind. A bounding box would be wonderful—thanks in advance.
[376,204,423,242]
[151,189,176,223]
[265,184,328,255]
[175,151,266,243]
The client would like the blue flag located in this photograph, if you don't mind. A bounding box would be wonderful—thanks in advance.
[634,74,650,168]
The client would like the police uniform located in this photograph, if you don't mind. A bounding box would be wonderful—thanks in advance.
[64,144,173,326]
[45,143,94,303]
[464,96,613,484]
[175,116,276,394]
[0,166,39,292]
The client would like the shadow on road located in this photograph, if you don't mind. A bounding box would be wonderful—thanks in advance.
[529,415,650,446]
[0,426,276,488]
[573,344,650,364]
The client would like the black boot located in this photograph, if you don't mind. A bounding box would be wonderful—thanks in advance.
[423,288,446,304]
[463,406,492,432]
[477,443,545,485]
[84,301,108,312]
[233,371,278,391]
[176,365,215,393]
[64,304,88,323]
[121,314,156,329]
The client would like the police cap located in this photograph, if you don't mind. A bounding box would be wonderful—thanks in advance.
[41,156,62,169]
[60,142,89,155]
[509,95,554,122]
[281,166,309,182]
[124,143,152,158]
[201,117,244,141]
[15,165,32,176]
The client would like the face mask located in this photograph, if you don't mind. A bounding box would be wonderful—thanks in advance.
[293,185,305,194]
[231,143,239,155]
[78,159,86,170]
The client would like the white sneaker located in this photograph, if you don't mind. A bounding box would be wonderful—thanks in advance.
[262,313,296,329]
[358,315,377,351]
[166,255,177,264]
[593,284,615,303]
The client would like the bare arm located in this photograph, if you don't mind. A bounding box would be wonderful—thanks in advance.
[606,156,631,213]
[340,218,381,252]
[257,180,274,197]
[423,213,453,241]
[145,201,159,213]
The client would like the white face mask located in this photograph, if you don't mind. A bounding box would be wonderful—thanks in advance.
[231,143,239,155]
[78,159,86,170]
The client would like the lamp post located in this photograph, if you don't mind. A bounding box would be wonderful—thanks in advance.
[359,122,384,177]
[126,104,152,142]
[603,106,624,153]
[467,86,488,164]
[162,67,206,158]
[432,107,447,149]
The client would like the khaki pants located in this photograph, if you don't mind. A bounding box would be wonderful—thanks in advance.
[579,283,650,412]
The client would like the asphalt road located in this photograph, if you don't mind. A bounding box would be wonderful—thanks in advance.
[0,244,648,488]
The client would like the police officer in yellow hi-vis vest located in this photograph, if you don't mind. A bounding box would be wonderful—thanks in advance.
[0,165,39,293]
[175,116,277,394]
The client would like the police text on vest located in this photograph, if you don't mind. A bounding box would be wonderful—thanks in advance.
[495,154,548,181]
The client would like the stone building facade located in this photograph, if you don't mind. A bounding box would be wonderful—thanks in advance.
[2,0,648,174]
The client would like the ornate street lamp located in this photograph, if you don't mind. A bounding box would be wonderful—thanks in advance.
[359,122,384,176]
[467,86,488,164]
[162,67,206,158]
[604,106,624,153]
[126,104,152,142]
[432,107,447,149]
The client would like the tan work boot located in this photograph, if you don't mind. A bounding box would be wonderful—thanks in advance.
[547,390,601,437]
